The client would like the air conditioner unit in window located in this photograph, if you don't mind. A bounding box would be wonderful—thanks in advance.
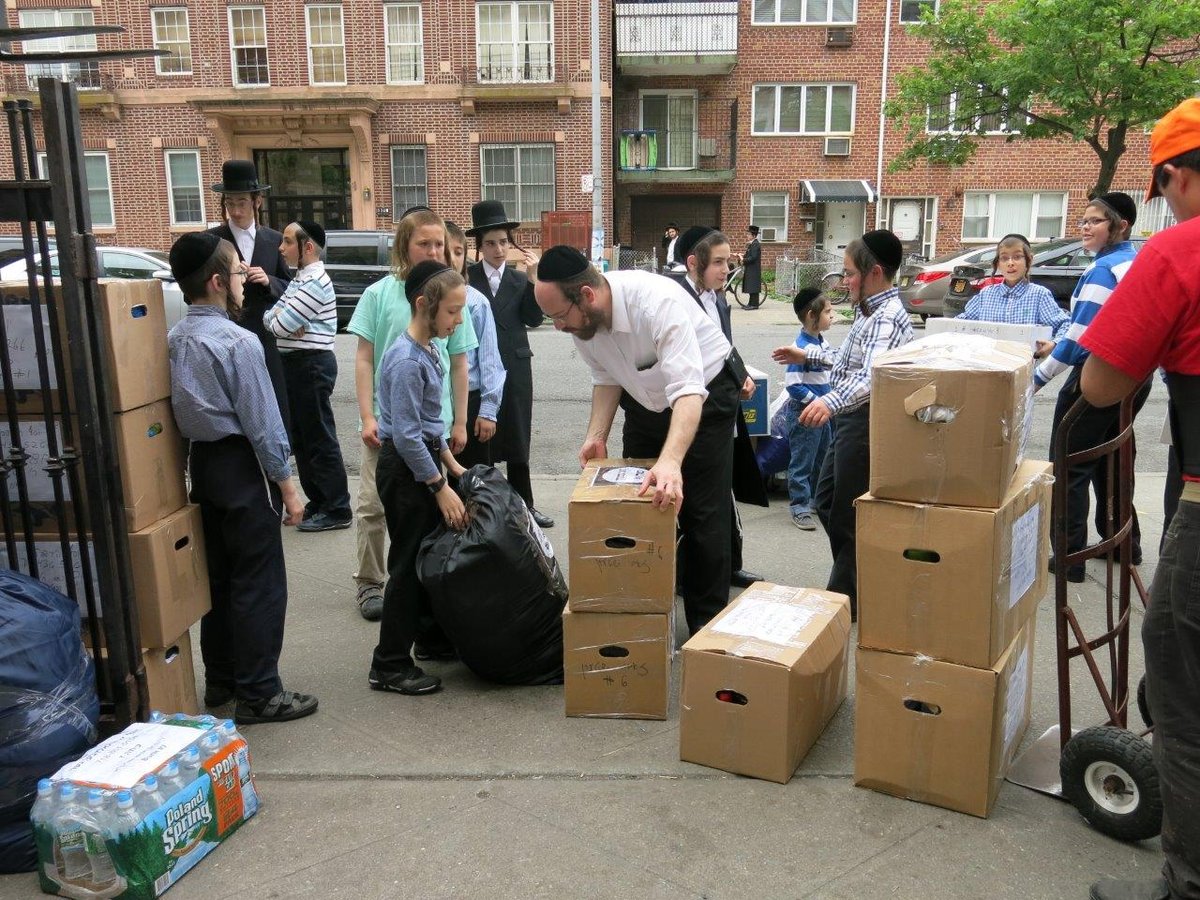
[759,227,777,242]
[697,137,717,157]
[826,27,853,48]
[824,136,852,156]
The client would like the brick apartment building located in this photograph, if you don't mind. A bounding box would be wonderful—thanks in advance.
[1,0,614,250]
[0,0,1173,264]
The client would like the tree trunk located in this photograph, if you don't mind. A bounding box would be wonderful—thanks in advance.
[1088,123,1129,198]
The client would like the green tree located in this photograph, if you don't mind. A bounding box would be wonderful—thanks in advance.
[886,0,1200,197]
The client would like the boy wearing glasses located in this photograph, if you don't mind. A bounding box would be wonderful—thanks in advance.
[167,231,318,725]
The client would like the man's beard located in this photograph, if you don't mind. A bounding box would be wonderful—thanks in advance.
[570,308,600,340]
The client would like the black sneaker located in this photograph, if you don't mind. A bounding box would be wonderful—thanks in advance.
[1089,877,1169,900]
[368,667,442,695]
[356,583,384,621]
[296,512,353,533]
[413,642,458,662]
[235,690,319,724]
[530,508,555,529]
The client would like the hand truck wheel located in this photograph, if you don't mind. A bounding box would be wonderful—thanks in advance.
[1059,726,1162,842]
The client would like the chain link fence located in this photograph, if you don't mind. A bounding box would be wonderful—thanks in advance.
[773,248,844,300]
[615,245,660,272]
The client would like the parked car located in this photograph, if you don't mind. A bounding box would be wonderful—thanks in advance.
[0,246,187,329]
[942,237,1148,318]
[323,230,393,329]
[0,236,56,269]
[897,246,999,320]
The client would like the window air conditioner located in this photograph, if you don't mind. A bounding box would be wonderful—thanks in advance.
[824,136,852,156]
[826,27,853,48]
[759,227,777,242]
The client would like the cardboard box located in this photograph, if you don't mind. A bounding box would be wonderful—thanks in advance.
[854,621,1035,818]
[925,317,1052,351]
[0,279,170,415]
[141,633,200,716]
[869,335,1034,508]
[114,398,188,532]
[679,584,851,783]
[0,417,87,529]
[563,605,672,719]
[127,504,211,648]
[740,365,770,437]
[856,460,1051,669]
[567,459,676,614]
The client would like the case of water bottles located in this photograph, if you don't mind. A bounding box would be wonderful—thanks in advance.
[30,712,259,899]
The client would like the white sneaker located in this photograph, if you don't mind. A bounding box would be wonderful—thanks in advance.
[792,513,817,531]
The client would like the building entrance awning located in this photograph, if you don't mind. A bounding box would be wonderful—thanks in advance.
[800,179,877,203]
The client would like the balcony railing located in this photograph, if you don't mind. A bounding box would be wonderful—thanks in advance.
[615,1,738,75]
[17,64,104,91]
[616,98,737,181]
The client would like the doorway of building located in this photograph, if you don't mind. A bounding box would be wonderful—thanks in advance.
[629,194,722,266]
[254,148,351,231]
[818,201,865,255]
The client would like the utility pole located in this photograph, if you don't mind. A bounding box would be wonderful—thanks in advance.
[590,0,604,265]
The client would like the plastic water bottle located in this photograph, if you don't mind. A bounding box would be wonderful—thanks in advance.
[178,746,202,785]
[199,731,221,759]
[85,788,116,888]
[30,779,56,830]
[108,790,142,846]
[133,774,166,818]
[157,759,187,798]
[218,719,243,748]
[51,784,90,881]
[148,710,167,723]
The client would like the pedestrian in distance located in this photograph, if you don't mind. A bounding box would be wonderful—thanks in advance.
[207,159,292,440]
[1079,96,1200,900]
[368,261,470,698]
[465,200,553,528]
[771,229,913,618]
[955,232,1069,360]
[662,222,679,268]
[780,287,835,532]
[165,231,317,725]
[1037,191,1149,582]
[347,207,478,623]
[741,225,763,309]
[266,220,353,532]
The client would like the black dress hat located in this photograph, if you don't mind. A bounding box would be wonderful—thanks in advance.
[465,199,521,237]
[212,159,270,194]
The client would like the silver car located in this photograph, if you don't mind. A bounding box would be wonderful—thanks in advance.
[897,246,999,320]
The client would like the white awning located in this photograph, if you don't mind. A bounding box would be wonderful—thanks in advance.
[800,179,878,203]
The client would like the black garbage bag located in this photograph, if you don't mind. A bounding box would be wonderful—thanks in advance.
[0,569,99,873]
[417,465,565,685]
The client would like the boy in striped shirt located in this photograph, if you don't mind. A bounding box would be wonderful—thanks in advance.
[267,220,352,532]
[783,288,834,531]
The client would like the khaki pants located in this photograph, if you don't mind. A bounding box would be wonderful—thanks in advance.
[354,440,388,587]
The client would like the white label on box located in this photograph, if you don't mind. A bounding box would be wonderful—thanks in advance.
[925,317,1051,350]
[54,723,198,789]
[1003,645,1032,757]
[5,419,67,501]
[711,598,815,648]
[1009,504,1040,609]
[2,304,57,390]
[592,465,648,487]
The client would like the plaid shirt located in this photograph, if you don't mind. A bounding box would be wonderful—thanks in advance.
[959,279,1070,341]
[807,287,913,415]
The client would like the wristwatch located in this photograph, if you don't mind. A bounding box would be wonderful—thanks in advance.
[427,476,447,495]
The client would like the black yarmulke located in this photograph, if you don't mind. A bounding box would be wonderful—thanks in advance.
[861,229,904,271]
[673,226,715,265]
[1095,192,1137,227]
[537,245,590,282]
[406,260,451,299]
[296,220,326,248]
[400,204,433,220]
[169,232,222,282]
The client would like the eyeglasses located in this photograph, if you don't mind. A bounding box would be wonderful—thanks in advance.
[227,266,248,279]
[1078,217,1108,228]
[840,270,858,280]
[545,304,576,323]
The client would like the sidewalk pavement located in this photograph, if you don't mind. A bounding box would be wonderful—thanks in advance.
[1,473,1171,900]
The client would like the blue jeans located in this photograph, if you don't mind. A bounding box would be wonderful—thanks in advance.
[786,397,832,516]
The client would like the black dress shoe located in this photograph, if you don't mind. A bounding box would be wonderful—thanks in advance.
[531,508,555,528]
[730,569,762,588]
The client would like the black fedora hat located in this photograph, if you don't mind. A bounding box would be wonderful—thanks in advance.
[465,199,520,237]
[212,159,270,194]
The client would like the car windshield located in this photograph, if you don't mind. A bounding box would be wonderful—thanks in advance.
[144,250,170,265]
[1029,237,1082,261]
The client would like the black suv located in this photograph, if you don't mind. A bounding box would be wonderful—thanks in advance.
[323,230,393,329]
[943,237,1148,317]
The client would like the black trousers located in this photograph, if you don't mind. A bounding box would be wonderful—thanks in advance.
[814,404,870,613]
[455,389,492,469]
[1143,495,1200,898]
[371,442,447,673]
[282,349,351,520]
[621,373,738,634]
[1050,371,1150,559]
[189,436,287,701]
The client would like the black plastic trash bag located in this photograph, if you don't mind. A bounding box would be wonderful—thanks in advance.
[0,569,99,874]
[418,465,565,685]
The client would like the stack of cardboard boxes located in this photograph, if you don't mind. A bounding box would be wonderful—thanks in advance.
[1,280,209,714]
[853,335,1051,817]
[562,459,676,719]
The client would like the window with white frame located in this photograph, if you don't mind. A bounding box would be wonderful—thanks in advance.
[480,145,554,223]
[752,84,854,135]
[229,7,269,86]
[640,92,697,169]
[18,10,100,89]
[750,193,789,242]
[391,146,428,213]
[152,8,192,75]
[962,191,1066,241]
[899,0,936,23]
[165,150,204,225]
[476,2,553,83]
[38,151,113,227]
[384,3,424,84]
[927,88,1023,134]
[752,0,854,25]
[306,5,345,85]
